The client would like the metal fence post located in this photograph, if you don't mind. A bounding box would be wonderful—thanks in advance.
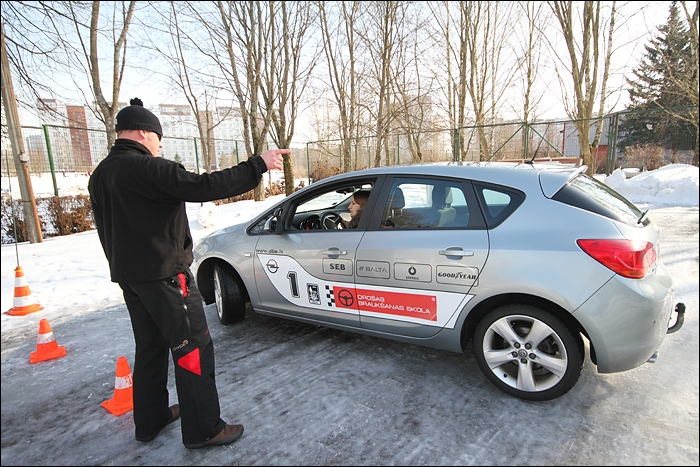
[396,134,400,165]
[306,142,311,185]
[193,137,200,174]
[605,120,612,174]
[42,125,58,196]
[523,123,530,160]
[452,128,459,162]
[605,113,619,175]
[350,140,354,171]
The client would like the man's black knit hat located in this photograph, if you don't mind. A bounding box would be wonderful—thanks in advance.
[115,98,163,137]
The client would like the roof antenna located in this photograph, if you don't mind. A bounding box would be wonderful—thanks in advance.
[527,123,550,164]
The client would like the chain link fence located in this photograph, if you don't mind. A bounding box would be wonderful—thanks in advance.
[2,106,695,194]
[0,126,312,242]
[305,106,697,176]
[1,125,311,196]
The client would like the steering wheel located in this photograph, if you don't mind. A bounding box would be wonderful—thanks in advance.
[299,214,321,230]
[321,211,345,229]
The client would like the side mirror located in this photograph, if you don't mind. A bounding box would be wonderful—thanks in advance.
[264,207,284,233]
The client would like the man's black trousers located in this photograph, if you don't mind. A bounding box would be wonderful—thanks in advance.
[120,270,226,445]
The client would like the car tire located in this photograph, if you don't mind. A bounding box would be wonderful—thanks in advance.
[213,264,246,325]
[473,304,583,401]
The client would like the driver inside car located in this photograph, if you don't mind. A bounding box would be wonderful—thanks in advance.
[343,189,370,229]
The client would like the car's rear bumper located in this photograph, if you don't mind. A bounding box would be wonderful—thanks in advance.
[573,263,677,373]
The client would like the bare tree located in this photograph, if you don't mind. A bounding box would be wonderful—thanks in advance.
[548,1,616,174]
[464,1,518,161]
[430,2,517,162]
[264,1,319,195]
[359,1,409,167]
[429,2,472,161]
[513,1,550,156]
[2,1,135,150]
[194,1,275,201]
[317,1,363,172]
[148,2,235,173]
[389,4,437,164]
[84,1,135,149]
[1,24,42,243]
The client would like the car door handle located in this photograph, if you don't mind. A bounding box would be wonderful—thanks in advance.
[323,249,348,256]
[439,249,474,257]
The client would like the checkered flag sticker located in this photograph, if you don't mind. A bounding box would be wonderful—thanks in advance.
[325,285,335,307]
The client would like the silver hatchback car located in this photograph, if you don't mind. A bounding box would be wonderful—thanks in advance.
[192,163,684,401]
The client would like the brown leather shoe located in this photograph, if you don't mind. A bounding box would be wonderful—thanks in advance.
[136,404,180,442]
[184,424,244,449]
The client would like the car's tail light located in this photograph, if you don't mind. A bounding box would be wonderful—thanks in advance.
[576,239,656,279]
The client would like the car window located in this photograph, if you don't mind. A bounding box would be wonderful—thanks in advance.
[447,187,467,208]
[249,210,277,234]
[552,173,646,226]
[248,186,360,234]
[474,183,525,228]
[289,182,374,231]
[379,178,472,229]
[481,189,511,217]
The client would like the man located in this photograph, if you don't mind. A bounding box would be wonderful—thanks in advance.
[88,98,287,449]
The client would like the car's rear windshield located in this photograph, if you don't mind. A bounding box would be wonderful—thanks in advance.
[552,174,647,226]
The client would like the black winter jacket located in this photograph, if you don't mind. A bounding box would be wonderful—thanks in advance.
[88,139,268,283]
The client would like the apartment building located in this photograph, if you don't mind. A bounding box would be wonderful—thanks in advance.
[34,99,245,173]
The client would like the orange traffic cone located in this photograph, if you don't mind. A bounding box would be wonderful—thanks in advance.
[29,318,67,364]
[101,356,134,416]
[6,266,43,316]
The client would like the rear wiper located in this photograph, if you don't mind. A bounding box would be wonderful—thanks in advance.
[637,209,651,225]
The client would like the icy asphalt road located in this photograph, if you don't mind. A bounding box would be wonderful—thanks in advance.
[1,207,698,466]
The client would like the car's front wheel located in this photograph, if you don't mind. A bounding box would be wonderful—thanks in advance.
[213,264,247,325]
[473,304,583,401]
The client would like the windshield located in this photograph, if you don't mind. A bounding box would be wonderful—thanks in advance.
[296,190,352,213]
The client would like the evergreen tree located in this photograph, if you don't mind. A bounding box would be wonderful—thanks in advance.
[620,2,695,153]
[173,153,183,164]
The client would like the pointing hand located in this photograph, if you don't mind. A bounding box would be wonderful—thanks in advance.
[261,148,290,171]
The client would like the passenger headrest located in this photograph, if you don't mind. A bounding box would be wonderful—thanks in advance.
[445,188,453,205]
[432,186,452,208]
[391,187,405,209]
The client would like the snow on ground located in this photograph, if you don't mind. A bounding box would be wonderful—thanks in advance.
[603,164,699,207]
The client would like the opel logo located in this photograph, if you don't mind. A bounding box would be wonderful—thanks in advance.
[266,259,279,273]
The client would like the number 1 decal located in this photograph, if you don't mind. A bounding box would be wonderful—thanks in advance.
[287,271,300,298]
